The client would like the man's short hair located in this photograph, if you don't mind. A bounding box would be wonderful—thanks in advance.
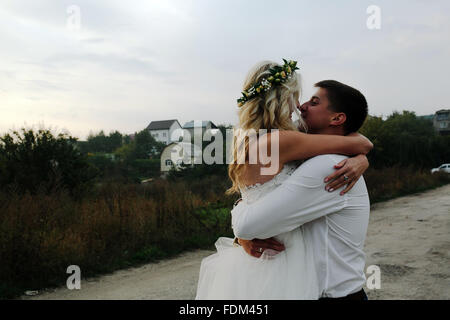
[315,80,368,134]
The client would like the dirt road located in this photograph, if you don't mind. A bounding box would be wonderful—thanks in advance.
[22,184,450,300]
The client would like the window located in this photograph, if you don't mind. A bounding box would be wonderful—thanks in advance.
[437,113,449,121]
[165,159,173,166]
[163,132,167,137]
[439,122,448,128]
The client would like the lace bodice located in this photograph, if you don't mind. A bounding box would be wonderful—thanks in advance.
[239,162,298,204]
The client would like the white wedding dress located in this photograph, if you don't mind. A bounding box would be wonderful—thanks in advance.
[195,162,319,300]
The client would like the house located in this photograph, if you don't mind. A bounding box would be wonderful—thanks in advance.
[418,114,434,121]
[433,109,450,135]
[182,120,218,141]
[146,120,183,145]
[160,142,202,174]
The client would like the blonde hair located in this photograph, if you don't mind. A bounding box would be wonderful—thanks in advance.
[226,60,305,195]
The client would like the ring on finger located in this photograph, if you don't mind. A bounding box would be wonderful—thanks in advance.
[343,175,349,181]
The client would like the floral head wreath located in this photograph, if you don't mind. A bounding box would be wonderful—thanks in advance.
[237,59,299,107]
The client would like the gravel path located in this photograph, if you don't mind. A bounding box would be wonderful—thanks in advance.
[364,184,450,300]
[21,184,450,300]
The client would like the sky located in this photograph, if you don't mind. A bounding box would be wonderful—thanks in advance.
[1,0,449,141]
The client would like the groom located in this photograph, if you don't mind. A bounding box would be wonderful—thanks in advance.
[232,80,371,300]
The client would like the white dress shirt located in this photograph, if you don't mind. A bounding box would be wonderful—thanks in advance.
[231,154,370,298]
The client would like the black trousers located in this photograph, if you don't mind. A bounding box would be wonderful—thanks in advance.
[319,289,368,301]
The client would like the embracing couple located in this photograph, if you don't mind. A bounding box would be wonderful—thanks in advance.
[195,59,372,300]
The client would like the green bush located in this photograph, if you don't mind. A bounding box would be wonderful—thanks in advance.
[86,153,116,179]
[131,159,161,178]
[0,128,99,199]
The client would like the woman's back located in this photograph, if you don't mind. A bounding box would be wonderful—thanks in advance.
[238,162,299,247]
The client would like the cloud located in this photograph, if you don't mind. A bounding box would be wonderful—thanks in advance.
[0,0,449,140]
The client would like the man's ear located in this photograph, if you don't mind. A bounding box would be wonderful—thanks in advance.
[330,113,346,127]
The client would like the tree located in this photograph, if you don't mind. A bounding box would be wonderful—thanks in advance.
[86,130,108,153]
[79,130,124,154]
[0,128,99,199]
[108,130,123,152]
[360,111,450,169]
[131,129,165,160]
[114,143,136,163]
[111,129,166,182]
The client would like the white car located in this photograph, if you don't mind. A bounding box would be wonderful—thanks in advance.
[431,163,450,174]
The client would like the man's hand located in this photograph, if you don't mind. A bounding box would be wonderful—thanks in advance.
[324,154,369,195]
[238,237,285,258]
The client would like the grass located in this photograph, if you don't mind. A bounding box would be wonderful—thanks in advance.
[0,176,236,299]
[0,167,449,299]
[365,166,450,204]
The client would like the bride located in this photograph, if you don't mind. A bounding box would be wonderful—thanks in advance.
[195,59,371,300]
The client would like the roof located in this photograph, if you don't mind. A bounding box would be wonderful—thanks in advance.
[418,115,434,120]
[147,120,180,130]
[183,120,217,129]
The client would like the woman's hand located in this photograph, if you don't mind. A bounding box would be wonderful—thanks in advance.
[238,238,285,258]
[346,132,373,155]
[275,131,374,165]
[324,154,369,195]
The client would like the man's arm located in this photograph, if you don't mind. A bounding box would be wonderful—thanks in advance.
[231,155,348,240]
